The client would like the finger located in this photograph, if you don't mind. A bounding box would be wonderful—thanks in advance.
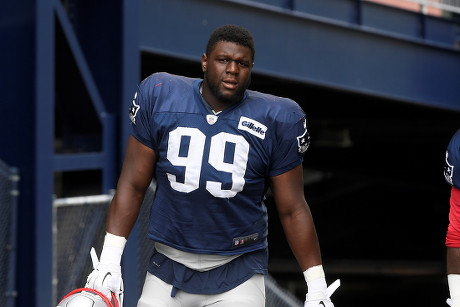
[113,291,123,307]
[326,279,340,297]
[90,247,99,269]
[85,270,97,288]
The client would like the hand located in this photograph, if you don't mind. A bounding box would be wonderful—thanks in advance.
[85,247,124,306]
[448,298,452,306]
[304,279,340,307]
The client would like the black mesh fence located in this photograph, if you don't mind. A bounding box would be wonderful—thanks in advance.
[53,194,113,304]
[0,159,19,307]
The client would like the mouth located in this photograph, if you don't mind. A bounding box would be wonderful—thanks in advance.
[222,79,237,90]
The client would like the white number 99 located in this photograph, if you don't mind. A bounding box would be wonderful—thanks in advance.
[166,127,249,198]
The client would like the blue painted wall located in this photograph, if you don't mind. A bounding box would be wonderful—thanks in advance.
[0,0,37,305]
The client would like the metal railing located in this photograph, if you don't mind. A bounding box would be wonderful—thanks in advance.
[277,0,460,15]
[406,0,460,14]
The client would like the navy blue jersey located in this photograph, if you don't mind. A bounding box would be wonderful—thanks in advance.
[445,129,460,190]
[147,248,268,295]
[130,72,309,256]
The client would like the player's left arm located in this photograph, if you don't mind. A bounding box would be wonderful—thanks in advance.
[270,164,339,306]
[269,164,321,270]
[447,245,460,306]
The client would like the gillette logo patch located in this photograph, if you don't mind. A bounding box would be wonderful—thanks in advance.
[238,116,267,140]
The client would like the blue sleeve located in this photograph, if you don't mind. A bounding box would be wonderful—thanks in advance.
[445,129,460,190]
[268,101,309,177]
[129,76,158,151]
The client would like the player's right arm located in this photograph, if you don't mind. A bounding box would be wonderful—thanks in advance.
[85,135,156,304]
[447,187,460,307]
[106,135,156,237]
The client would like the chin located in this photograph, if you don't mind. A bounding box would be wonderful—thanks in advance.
[221,95,241,105]
[220,90,244,104]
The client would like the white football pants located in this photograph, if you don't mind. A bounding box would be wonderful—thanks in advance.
[137,272,265,307]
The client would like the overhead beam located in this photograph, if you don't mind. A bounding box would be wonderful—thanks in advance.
[139,0,460,111]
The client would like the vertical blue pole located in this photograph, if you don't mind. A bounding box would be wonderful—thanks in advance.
[419,11,427,40]
[121,0,141,305]
[35,0,55,306]
[355,0,363,26]
[280,0,295,10]
[102,113,117,193]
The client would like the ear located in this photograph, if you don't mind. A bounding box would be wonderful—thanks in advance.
[201,53,207,72]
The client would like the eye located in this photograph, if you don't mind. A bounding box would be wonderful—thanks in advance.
[238,61,250,68]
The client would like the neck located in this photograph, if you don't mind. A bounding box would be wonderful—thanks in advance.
[201,82,241,113]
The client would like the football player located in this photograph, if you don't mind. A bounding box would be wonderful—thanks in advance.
[85,24,339,307]
[446,129,460,306]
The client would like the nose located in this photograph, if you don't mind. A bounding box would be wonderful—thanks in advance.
[226,60,239,74]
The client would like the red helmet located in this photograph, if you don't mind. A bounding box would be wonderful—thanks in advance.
[57,288,119,307]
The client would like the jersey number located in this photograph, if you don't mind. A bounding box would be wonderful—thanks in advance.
[167,127,249,198]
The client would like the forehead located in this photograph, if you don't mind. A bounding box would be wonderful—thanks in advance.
[210,41,253,60]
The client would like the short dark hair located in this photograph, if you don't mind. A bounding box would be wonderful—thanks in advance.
[206,24,255,62]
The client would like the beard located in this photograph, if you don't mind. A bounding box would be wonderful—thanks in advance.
[204,70,251,106]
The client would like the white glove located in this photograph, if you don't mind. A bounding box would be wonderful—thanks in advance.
[304,279,340,307]
[85,233,126,307]
[448,274,460,307]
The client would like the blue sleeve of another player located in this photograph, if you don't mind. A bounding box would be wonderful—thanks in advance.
[269,110,309,177]
[128,77,157,151]
[445,129,460,190]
